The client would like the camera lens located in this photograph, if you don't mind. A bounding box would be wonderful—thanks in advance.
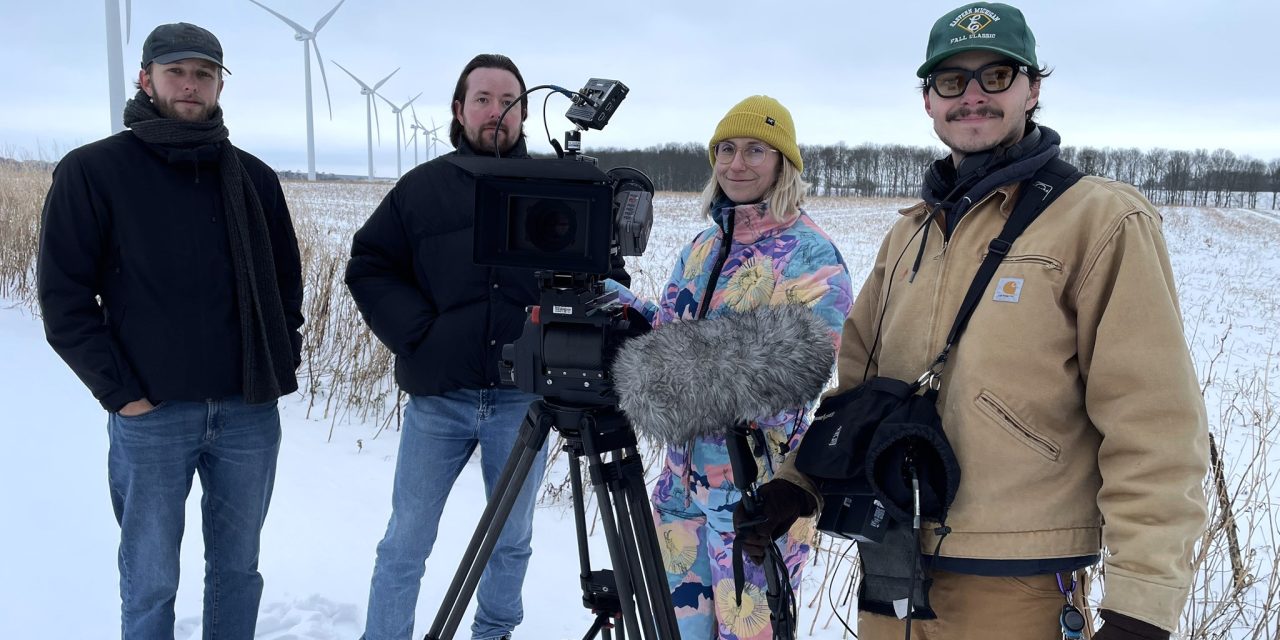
[526,201,578,252]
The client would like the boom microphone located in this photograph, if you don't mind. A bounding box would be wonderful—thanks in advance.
[610,305,836,445]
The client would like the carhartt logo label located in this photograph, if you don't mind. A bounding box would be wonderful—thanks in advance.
[765,116,776,126]
[828,424,843,447]
[993,277,1023,303]
[949,7,1000,43]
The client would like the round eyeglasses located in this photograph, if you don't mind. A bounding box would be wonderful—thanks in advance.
[713,141,780,167]
[926,61,1028,98]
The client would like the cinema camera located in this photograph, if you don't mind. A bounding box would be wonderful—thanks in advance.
[429,81,679,640]
[448,78,655,406]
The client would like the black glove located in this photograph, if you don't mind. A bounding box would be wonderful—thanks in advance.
[732,479,817,564]
[1093,610,1170,640]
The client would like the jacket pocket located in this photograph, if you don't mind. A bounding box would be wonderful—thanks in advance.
[975,389,1060,461]
[999,254,1063,271]
[114,400,169,421]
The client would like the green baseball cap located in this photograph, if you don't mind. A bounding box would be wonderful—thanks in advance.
[917,2,1037,78]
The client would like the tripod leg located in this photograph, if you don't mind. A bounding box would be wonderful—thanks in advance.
[588,445,684,640]
[544,403,680,640]
[569,445,594,581]
[618,450,682,640]
[608,472,662,636]
[425,402,553,640]
[588,467,650,640]
[581,612,622,640]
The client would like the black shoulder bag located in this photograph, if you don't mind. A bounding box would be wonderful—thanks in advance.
[793,159,1083,622]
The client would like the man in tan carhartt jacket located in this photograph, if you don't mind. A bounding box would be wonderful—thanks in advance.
[750,3,1209,639]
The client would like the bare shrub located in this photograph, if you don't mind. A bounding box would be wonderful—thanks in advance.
[282,180,402,435]
[1174,329,1280,638]
[0,163,50,308]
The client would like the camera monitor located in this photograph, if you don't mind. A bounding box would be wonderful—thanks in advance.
[451,156,614,274]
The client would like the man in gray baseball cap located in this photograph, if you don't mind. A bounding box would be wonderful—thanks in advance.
[141,21,230,72]
[38,20,302,639]
[133,22,229,122]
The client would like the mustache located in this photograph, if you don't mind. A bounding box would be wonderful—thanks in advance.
[946,105,1003,121]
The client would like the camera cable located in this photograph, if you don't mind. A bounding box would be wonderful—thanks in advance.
[491,84,586,158]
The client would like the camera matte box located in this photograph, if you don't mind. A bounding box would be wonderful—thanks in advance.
[450,156,614,274]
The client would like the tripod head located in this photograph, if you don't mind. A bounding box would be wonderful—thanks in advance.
[500,272,650,406]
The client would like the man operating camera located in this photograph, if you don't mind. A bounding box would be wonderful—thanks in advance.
[345,53,543,640]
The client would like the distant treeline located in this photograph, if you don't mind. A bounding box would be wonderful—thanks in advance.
[547,142,1280,209]
[7,142,1278,209]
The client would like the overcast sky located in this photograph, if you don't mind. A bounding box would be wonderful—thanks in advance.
[3,0,1278,177]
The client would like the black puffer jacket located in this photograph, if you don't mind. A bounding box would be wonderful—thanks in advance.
[345,138,540,396]
[37,131,303,411]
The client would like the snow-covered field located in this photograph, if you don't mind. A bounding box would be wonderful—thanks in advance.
[2,186,1277,639]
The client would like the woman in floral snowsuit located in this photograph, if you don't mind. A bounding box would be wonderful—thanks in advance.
[623,95,854,640]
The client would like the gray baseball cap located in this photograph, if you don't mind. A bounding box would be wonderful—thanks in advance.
[141,22,230,74]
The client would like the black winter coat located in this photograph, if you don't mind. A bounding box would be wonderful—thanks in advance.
[37,131,304,412]
[345,138,540,397]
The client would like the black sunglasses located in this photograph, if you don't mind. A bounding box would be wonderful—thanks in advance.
[927,61,1028,98]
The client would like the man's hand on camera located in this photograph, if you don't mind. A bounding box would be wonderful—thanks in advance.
[1093,610,1169,640]
[732,479,816,564]
[118,398,156,417]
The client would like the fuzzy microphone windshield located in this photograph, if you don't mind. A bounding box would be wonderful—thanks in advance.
[610,304,835,445]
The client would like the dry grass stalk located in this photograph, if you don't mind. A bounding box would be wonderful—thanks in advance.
[0,164,49,308]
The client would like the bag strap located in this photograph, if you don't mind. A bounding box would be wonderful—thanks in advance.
[918,158,1084,387]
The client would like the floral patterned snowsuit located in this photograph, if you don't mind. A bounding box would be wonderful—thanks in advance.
[626,201,853,640]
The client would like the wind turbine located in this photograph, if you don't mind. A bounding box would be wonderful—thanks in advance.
[380,92,422,178]
[406,107,444,166]
[427,117,448,160]
[104,0,131,133]
[407,106,426,167]
[333,61,398,180]
[248,0,345,182]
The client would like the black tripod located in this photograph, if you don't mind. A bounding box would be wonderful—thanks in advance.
[424,398,681,640]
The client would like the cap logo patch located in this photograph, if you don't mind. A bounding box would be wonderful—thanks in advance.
[949,7,1000,43]
[765,116,776,126]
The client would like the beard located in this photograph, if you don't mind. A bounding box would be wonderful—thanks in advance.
[464,124,520,154]
[153,95,217,122]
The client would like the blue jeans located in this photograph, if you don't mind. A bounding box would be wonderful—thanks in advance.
[107,397,281,640]
[364,388,546,640]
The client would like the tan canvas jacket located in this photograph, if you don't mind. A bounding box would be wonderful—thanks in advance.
[780,176,1208,631]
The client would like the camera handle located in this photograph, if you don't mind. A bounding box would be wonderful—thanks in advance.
[551,129,600,166]
[727,423,797,640]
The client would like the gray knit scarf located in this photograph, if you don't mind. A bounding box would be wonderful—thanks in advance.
[123,90,295,404]
[921,125,1062,236]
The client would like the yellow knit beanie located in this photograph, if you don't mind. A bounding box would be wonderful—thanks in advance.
[708,95,802,172]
